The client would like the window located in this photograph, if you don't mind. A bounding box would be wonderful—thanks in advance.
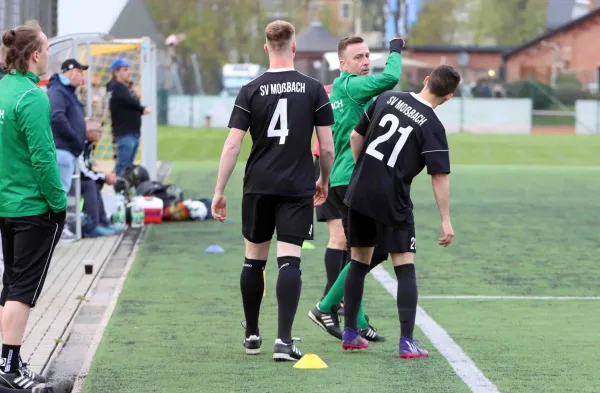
[341,2,350,19]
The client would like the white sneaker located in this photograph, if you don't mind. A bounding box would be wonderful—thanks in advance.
[60,227,77,242]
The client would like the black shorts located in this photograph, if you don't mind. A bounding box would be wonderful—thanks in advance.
[314,157,341,222]
[242,194,314,246]
[329,185,349,228]
[348,208,416,254]
[0,213,65,308]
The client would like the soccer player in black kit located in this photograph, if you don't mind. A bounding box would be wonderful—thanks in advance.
[340,65,461,358]
[211,20,335,362]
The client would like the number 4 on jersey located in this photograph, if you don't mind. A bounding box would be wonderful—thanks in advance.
[366,113,413,167]
[268,98,289,144]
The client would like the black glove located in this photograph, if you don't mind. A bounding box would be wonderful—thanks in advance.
[49,209,67,224]
[389,38,405,54]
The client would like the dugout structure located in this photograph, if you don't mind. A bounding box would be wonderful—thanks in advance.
[44,33,158,240]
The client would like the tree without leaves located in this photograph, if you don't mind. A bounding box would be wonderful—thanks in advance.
[408,0,463,45]
[408,0,547,47]
[146,0,277,94]
[360,0,387,39]
[468,0,547,46]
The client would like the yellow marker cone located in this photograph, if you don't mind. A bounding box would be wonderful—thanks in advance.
[302,241,315,250]
[293,353,328,369]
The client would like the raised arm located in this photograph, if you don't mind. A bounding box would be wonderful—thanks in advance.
[345,39,404,103]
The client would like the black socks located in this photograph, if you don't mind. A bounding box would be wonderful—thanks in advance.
[240,258,266,338]
[1,344,21,374]
[343,260,371,330]
[322,248,346,297]
[394,264,418,339]
[276,256,302,344]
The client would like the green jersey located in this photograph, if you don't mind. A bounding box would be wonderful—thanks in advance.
[329,52,402,187]
[0,70,67,217]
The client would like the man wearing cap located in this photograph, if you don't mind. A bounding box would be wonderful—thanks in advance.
[47,59,90,241]
[107,57,152,176]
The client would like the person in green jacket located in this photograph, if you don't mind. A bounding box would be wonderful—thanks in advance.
[309,36,405,342]
[0,22,67,390]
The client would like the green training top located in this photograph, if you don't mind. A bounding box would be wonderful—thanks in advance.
[0,70,67,217]
[329,52,402,188]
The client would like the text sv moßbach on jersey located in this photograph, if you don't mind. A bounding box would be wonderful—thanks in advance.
[386,96,428,126]
[260,82,306,96]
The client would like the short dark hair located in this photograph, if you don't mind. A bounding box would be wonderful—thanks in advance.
[337,36,364,58]
[1,20,43,74]
[265,20,295,52]
[427,65,461,97]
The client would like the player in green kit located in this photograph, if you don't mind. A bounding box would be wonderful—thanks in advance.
[308,36,405,342]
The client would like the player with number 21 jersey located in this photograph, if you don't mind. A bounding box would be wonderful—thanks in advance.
[344,91,450,229]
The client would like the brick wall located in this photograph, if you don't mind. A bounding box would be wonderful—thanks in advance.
[505,13,600,88]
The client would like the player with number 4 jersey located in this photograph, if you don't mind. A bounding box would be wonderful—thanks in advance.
[341,65,461,358]
[212,20,335,363]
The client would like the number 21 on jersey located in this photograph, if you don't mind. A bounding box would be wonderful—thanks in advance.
[267,98,289,144]
[366,113,413,167]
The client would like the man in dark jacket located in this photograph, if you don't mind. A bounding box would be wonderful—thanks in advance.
[47,59,89,241]
[107,57,152,176]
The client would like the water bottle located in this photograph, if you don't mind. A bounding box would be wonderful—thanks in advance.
[131,200,145,228]
[112,194,127,231]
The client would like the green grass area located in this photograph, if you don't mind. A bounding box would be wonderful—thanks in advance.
[82,157,600,392]
[532,114,575,127]
[420,300,600,393]
[383,165,600,296]
[82,163,470,393]
[158,126,600,165]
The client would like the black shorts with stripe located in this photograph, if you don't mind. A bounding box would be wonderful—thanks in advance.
[0,213,64,307]
[348,208,416,254]
[242,194,314,246]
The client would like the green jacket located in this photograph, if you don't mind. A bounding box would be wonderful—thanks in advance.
[329,52,402,188]
[0,71,67,217]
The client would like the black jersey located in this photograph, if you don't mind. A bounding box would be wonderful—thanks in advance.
[344,91,450,229]
[228,68,334,197]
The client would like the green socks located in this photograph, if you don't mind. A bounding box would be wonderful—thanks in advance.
[318,263,370,329]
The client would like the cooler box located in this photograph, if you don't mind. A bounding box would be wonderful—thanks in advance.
[132,196,164,224]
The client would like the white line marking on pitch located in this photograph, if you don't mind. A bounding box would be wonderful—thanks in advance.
[371,266,501,393]
[420,295,600,300]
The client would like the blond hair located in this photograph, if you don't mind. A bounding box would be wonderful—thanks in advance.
[265,20,295,52]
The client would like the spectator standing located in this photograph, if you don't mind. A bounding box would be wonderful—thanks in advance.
[46,58,89,241]
[106,57,152,176]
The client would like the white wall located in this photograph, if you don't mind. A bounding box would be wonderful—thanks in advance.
[168,96,534,134]
[168,95,236,129]
[434,98,532,134]
[575,100,600,134]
